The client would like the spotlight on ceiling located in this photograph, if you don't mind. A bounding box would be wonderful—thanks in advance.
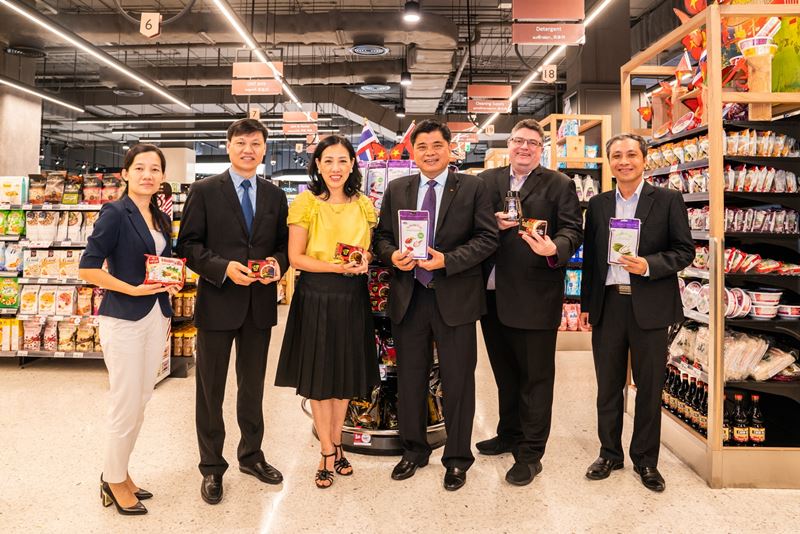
[218,143,225,149]
[400,71,412,86]
[403,1,421,23]
[395,106,406,118]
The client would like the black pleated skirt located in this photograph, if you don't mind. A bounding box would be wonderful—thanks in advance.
[275,272,379,400]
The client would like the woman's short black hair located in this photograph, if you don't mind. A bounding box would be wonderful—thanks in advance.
[410,119,451,145]
[307,135,362,199]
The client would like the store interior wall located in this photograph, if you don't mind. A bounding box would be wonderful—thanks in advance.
[0,53,41,175]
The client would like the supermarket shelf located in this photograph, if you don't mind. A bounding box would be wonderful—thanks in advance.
[0,308,18,315]
[564,167,601,175]
[683,308,709,324]
[19,240,87,249]
[725,233,800,249]
[727,317,800,342]
[648,125,709,148]
[168,356,195,379]
[7,349,102,359]
[18,277,84,285]
[691,231,709,241]
[681,267,710,279]
[661,407,707,443]
[171,315,194,324]
[0,203,103,211]
[16,314,97,322]
[645,159,709,178]
[679,191,800,206]
[726,380,800,404]
[725,273,800,293]
[647,120,799,149]
[683,192,709,203]
[645,156,800,179]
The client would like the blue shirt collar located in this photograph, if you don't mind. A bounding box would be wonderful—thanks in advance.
[615,178,644,203]
[229,168,258,188]
[420,167,449,189]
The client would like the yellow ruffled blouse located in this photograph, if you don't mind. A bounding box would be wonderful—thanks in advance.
[287,191,377,263]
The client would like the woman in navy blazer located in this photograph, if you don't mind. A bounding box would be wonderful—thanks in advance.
[79,144,179,515]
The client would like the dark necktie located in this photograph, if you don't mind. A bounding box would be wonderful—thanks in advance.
[240,179,254,234]
[414,179,437,287]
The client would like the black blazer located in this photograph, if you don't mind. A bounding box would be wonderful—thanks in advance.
[79,196,173,321]
[373,170,498,327]
[479,165,583,329]
[176,171,289,331]
[580,182,694,329]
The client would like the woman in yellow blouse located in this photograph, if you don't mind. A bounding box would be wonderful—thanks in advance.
[275,135,380,489]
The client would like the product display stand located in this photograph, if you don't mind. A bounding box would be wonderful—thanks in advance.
[621,3,800,488]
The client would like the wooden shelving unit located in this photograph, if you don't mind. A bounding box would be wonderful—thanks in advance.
[620,3,800,488]
[538,113,613,191]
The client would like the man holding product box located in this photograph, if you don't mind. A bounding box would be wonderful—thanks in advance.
[579,133,693,492]
[475,119,583,486]
[177,118,289,504]
[374,120,497,491]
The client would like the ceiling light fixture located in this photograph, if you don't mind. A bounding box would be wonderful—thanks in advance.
[0,73,84,113]
[0,0,191,111]
[396,106,406,118]
[403,1,421,23]
[477,0,616,133]
[210,0,312,120]
[110,129,231,135]
[76,116,333,125]
[497,1,512,8]
[400,71,412,87]
[138,137,310,143]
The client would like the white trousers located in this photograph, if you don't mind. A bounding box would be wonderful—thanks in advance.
[99,302,170,483]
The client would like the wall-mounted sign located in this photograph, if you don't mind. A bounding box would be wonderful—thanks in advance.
[512,23,585,46]
[512,0,584,21]
[231,79,283,96]
[232,62,284,78]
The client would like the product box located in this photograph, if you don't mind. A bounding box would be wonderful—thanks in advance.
[608,218,641,264]
[519,218,548,238]
[144,255,185,285]
[247,259,277,279]
[398,210,430,260]
[334,242,365,264]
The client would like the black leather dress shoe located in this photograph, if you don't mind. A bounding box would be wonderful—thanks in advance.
[391,458,428,481]
[133,488,153,500]
[505,461,543,486]
[475,436,515,456]
[240,461,284,485]
[443,467,467,491]
[634,465,666,492]
[585,457,624,481]
[201,474,223,505]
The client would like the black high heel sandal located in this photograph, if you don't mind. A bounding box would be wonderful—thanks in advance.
[315,451,336,489]
[100,475,148,515]
[333,444,353,476]
[134,488,153,500]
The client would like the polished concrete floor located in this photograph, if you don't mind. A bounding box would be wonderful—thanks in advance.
[1,306,798,533]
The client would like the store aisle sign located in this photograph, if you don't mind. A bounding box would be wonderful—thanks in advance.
[232,62,284,79]
[512,0,584,21]
[542,64,557,83]
[467,84,512,114]
[283,111,318,122]
[468,99,512,113]
[512,23,585,46]
[231,79,283,96]
[282,122,318,135]
[140,13,162,39]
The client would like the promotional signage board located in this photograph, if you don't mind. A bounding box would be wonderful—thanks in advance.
[282,122,318,135]
[467,99,512,113]
[283,111,318,122]
[232,62,284,78]
[466,84,512,99]
[512,0,584,21]
[231,79,283,95]
[512,23,585,46]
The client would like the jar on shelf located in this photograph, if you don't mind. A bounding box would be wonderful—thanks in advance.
[172,332,183,357]
[172,293,184,317]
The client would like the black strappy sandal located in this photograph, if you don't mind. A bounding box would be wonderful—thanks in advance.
[333,444,353,476]
[315,451,336,489]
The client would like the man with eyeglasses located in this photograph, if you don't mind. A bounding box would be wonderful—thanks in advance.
[476,118,583,486]
[178,118,289,504]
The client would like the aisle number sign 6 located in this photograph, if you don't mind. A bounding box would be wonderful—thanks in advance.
[542,64,557,84]
[140,13,162,39]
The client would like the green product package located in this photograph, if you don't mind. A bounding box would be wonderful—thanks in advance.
[0,277,20,308]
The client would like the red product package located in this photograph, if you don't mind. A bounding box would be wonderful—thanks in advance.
[739,254,762,273]
[565,304,579,331]
[755,259,782,274]
[247,259,277,279]
[144,254,186,285]
[558,306,567,331]
[334,242,365,264]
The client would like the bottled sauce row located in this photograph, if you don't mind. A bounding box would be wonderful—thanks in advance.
[663,366,767,445]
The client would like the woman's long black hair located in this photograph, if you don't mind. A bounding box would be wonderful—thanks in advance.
[307,135,362,200]
[121,143,171,237]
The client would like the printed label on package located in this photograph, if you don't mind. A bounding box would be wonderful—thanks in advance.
[608,218,641,265]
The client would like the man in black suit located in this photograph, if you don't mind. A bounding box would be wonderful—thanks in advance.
[579,133,693,492]
[476,119,583,485]
[177,118,289,504]
[373,120,497,491]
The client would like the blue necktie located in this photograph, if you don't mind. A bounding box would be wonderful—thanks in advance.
[240,179,254,234]
[415,179,437,287]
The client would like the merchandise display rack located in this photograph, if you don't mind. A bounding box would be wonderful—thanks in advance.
[621,3,800,488]
[539,113,612,351]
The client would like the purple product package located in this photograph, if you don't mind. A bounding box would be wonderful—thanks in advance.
[398,209,430,260]
[607,218,641,265]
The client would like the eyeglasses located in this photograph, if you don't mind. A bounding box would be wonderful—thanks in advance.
[508,137,543,148]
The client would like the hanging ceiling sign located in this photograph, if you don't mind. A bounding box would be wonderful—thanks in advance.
[467,99,512,113]
[467,84,512,114]
[232,62,284,78]
[231,79,283,96]
[512,23,586,46]
[282,122,318,135]
[447,122,479,133]
[283,111,318,122]
[140,13,162,39]
[512,0,584,21]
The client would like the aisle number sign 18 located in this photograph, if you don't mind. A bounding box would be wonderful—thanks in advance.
[542,65,557,84]
[140,13,162,39]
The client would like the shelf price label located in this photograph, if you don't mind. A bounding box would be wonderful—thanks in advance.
[54,351,65,358]
[140,12,162,39]
[73,352,84,359]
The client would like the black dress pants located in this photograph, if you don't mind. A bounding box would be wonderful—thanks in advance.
[195,305,272,476]
[481,290,558,463]
[393,283,477,471]
[592,287,668,468]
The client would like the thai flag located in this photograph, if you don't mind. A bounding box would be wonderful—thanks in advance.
[357,121,378,161]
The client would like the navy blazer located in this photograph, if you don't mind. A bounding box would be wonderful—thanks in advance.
[79,196,174,321]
